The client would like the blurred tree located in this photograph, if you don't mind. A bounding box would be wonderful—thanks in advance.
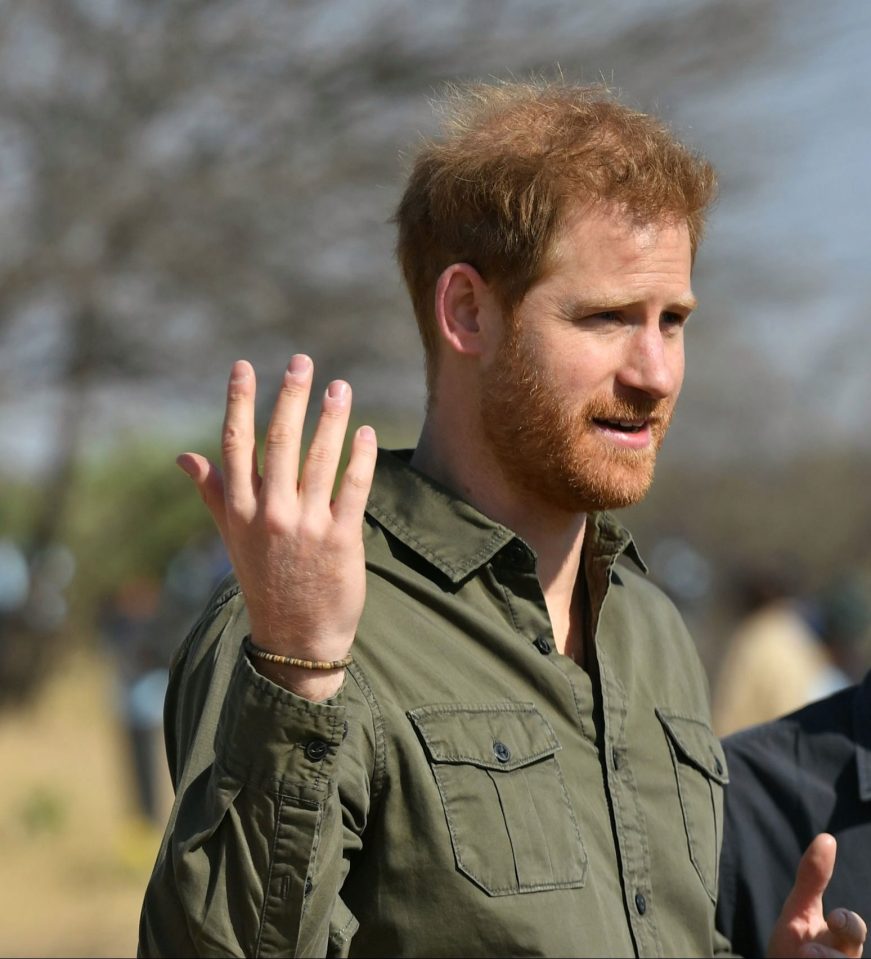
[0,0,783,512]
[9,0,854,699]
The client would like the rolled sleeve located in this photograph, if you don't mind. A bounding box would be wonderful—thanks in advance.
[216,649,347,795]
[140,615,352,958]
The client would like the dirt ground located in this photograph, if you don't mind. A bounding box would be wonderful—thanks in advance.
[0,647,172,958]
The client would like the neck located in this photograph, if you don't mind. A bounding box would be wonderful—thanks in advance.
[412,411,588,657]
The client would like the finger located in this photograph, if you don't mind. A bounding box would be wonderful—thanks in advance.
[176,453,230,544]
[824,908,867,955]
[332,425,377,526]
[260,354,313,506]
[221,360,259,520]
[781,833,837,925]
[299,380,352,507]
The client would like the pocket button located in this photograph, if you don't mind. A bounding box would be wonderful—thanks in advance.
[304,739,329,762]
[493,740,511,763]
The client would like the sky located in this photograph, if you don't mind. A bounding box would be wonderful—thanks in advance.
[2,0,871,475]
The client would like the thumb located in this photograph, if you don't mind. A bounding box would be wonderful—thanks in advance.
[767,834,837,958]
[783,833,836,926]
[784,832,838,914]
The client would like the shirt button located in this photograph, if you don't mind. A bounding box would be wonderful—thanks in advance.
[533,634,552,655]
[635,892,647,915]
[493,740,511,763]
[715,757,724,775]
[503,540,534,571]
[304,739,329,762]
[611,747,621,771]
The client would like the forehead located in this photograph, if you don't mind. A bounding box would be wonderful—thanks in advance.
[546,202,693,282]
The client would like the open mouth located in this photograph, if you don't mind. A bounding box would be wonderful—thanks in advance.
[592,418,648,434]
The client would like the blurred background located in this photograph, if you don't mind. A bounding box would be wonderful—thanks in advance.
[3,0,871,954]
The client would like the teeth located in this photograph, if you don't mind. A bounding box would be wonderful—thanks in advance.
[596,418,644,432]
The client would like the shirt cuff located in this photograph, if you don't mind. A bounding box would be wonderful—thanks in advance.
[214,644,347,795]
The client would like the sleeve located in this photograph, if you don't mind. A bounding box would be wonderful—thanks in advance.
[715,728,795,959]
[138,583,373,958]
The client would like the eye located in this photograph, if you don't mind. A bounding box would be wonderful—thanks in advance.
[661,311,688,331]
[584,310,623,325]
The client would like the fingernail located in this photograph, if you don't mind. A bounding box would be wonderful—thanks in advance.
[288,354,312,377]
[802,946,823,958]
[831,909,847,930]
[358,425,376,443]
[327,380,349,400]
[230,360,250,383]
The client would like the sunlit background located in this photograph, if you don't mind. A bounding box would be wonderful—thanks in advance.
[3,1,871,955]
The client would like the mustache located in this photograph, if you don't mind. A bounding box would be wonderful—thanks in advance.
[581,396,667,423]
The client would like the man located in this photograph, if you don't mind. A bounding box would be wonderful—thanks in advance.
[717,670,871,958]
[139,81,864,957]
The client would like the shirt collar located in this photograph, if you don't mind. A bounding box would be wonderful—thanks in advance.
[852,669,871,801]
[366,448,647,584]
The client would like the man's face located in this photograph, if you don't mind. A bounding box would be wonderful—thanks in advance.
[481,204,695,514]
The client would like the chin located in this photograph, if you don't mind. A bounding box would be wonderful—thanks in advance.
[560,461,657,513]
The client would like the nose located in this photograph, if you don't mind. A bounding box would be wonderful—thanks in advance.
[616,324,683,401]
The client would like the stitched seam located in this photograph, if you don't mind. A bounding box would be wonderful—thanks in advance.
[497,579,524,634]
[432,762,585,896]
[601,661,661,956]
[410,702,540,717]
[367,502,508,580]
[668,737,719,901]
[255,791,285,957]
[347,663,386,809]
[548,754,587,886]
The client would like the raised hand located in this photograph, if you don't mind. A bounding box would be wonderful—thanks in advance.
[176,355,377,701]
[767,833,867,959]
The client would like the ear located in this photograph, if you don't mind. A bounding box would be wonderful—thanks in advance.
[434,263,501,359]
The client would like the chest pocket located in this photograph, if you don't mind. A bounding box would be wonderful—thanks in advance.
[408,702,587,897]
[656,709,729,902]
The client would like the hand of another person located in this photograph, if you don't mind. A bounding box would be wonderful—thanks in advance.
[176,355,377,701]
[767,833,866,958]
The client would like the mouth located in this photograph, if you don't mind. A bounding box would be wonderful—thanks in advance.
[591,418,649,433]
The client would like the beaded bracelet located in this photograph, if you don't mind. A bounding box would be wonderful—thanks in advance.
[244,636,352,671]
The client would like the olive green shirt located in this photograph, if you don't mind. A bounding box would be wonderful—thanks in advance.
[139,449,734,958]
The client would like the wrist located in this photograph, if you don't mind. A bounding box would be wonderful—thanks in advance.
[247,649,346,702]
[244,635,350,701]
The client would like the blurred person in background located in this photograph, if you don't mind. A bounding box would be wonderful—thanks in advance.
[0,538,75,706]
[717,667,871,958]
[712,565,832,736]
[139,80,865,958]
[99,536,230,846]
[99,574,168,833]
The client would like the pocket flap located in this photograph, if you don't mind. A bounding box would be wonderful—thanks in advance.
[408,702,559,771]
[656,709,729,784]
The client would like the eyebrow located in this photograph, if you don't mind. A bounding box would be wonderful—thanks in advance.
[558,292,698,319]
